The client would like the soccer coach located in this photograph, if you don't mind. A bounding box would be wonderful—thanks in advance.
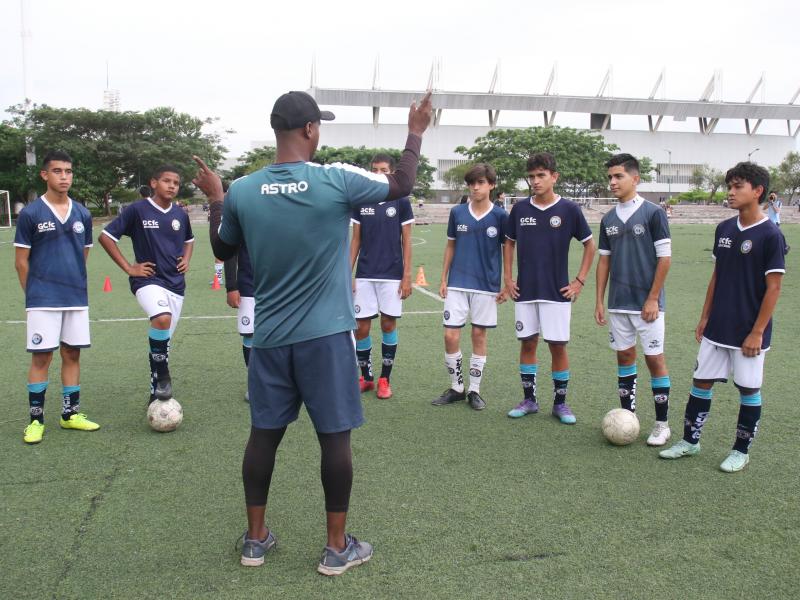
[193,89,432,575]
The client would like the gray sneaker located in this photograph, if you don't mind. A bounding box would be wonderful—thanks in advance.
[239,530,276,567]
[317,534,373,576]
[467,391,486,411]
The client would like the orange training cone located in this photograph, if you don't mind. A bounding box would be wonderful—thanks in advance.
[102,276,112,293]
[211,273,221,290]
[415,266,429,287]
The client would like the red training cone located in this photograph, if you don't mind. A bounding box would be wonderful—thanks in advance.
[211,273,221,290]
[102,276,112,293]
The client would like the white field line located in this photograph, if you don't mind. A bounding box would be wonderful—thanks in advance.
[411,237,427,246]
[1,310,442,325]
[412,284,444,303]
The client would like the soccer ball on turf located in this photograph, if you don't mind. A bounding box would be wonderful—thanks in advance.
[147,398,183,432]
[601,408,640,446]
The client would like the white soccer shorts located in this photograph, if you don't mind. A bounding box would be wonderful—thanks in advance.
[353,279,403,319]
[237,296,255,335]
[135,285,184,336]
[608,312,665,355]
[514,301,571,342]
[694,337,766,389]
[26,309,90,352]
[443,289,497,328]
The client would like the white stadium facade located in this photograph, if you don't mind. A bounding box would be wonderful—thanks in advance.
[260,66,800,202]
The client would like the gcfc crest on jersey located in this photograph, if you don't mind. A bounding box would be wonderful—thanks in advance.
[171,219,181,231]
[633,224,646,237]
[549,216,562,228]
[72,221,85,234]
[740,240,753,254]
[486,226,498,238]
[386,207,397,218]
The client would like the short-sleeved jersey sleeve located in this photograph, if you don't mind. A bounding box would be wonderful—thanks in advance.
[446,209,457,240]
[218,192,242,246]
[650,208,671,243]
[710,224,721,260]
[103,205,135,241]
[498,209,509,240]
[183,214,194,243]
[764,230,787,275]
[506,205,519,241]
[399,198,414,225]
[351,205,362,225]
[598,219,610,255]
[573,206,592,242]
[13,209,34,248]
[83,210,94,247]
[338,164,390,207]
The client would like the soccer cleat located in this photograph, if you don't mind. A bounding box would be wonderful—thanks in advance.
[646,421,671,446]
[719,450,750,473]
[359,377,374,393]
[154,375,172,401]
[317,534,373,576]
[376,377,392,399]
[23,421,44,444]
[432,388,466,406]
[659,440,700,459]
[239,530,276,567]
[60,413,100,431]
[552,403,577,424]
[467,391,486,411]
[507,399,539,418]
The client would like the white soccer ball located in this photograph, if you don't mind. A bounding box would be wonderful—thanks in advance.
[147,398,183,432]
[601,408,640,446]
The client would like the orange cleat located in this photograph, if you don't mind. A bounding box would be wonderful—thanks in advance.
[376,377,392,399]
[359,377,375,393]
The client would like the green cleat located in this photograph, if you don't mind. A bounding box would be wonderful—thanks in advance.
[659,439,700,459]
[60,413,100,431]
[24,421,44,444]
[719,450,750,473]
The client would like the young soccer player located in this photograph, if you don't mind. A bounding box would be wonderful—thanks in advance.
[195,89,432,574]
[595,153,673,446]
[350,153,415,399]
[660,162,786,472]
[99,165,194,403]
[433,163,508,411]
[224,242,254,402]
[504,153,595,424]
[15,150,100,444]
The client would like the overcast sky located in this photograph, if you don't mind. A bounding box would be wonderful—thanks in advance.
[1,0,798,160]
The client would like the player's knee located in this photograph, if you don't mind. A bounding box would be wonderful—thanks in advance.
[31,352,53,369]
[355,319,371,338]
[644,353,666,371]
[150,314,172,330]
[734,384,760,396]
[443,328,460,344]
[59,344,81,363]
[380,315,396,333]
[691,378,714,390]
[617,347,636,364]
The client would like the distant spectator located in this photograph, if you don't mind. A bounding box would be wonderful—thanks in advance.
[494,192,505,208]
[459,194,469,204]
[138,184,152,200]
[766,191,781,227]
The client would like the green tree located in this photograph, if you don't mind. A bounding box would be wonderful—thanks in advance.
[312,145,436,198]
[441,162,473,191]
[4,104,226,213]
[455,126,652,197]
[769,151,800,201]
[224,145,277,181]
[690,164,726,202]
[0,123,37,203]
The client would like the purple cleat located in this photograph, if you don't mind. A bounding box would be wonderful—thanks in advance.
[507,399,539,418]
[552,403,577,424]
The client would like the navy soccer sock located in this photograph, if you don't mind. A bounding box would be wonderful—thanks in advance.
[61,385,80,420]
[380,330,398,381]
[683,386,713,444]
[520,363,537,402]
[148,327,171,380]
[356,337,373,381]
[733,392,762,454]
[242,335,253,368]
[618,364,637,412]
[27,381,47,424]
[651,375,670,422]
[552,369,569,406]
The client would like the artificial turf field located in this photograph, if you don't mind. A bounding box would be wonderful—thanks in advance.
[1,221,798,600]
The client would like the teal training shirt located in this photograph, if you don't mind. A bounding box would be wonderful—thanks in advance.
[219,161,390,348]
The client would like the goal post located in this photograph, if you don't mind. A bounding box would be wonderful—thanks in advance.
[0,191,11,228]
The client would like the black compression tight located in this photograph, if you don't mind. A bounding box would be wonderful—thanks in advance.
[242,426,353,513]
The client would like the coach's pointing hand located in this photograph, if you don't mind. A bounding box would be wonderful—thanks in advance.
[192,156,224,202]
[408,91,433,136]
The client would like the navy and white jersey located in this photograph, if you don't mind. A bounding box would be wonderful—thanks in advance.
[236,243,254,297]
[446,203,508,294]
[507,197,592,303]
[598,197,671,313]
[14,197,93,310]
[704,216,787,350]
[352,197,414,280]
[102,198,194,296]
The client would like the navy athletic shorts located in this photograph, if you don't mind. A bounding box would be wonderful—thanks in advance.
[248,331,363,433]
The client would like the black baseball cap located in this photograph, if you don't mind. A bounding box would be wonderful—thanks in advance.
[270,91,335,131]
